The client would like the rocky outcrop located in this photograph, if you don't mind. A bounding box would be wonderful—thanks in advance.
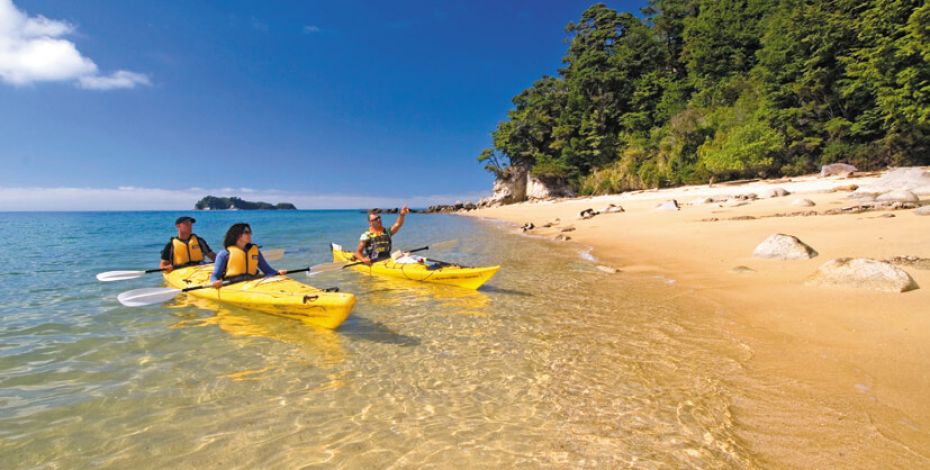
[820,163,858,177]
[195,196,297,210]
[752,234,818,260]
[806,258,919,292]
[419,201,477,213]
[477,162,575,208]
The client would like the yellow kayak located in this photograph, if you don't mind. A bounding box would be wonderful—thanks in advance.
[164,264,355,330]
[331,243,500,290]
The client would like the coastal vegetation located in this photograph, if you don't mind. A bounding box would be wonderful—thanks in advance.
[194,196,297,210]
[478,0,930,194]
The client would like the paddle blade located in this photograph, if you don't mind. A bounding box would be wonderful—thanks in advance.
[96,270,146,282]
[263,248,285,261]
[305,261,350,277]
[117,287,182,307]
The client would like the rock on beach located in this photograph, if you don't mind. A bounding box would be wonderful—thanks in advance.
[807,258,919,293]
[752,234,819,260]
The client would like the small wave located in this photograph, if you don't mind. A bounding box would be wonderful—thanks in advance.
[578,247,596,262]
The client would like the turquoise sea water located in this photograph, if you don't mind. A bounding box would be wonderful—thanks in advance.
[0,210,753,468]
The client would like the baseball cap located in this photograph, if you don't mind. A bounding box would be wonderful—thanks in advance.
[175,216,196,224]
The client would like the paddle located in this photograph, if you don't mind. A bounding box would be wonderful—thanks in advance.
[96,248,286,282]
[342,239,460,269]
[116,261,349,307]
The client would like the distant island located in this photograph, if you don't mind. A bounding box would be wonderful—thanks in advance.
[195,196,297,210]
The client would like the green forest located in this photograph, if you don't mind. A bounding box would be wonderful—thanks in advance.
[478,0,930,194]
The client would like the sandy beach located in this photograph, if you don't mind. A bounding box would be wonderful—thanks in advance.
[467,168,930,466]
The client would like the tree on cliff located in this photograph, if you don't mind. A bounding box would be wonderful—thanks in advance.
[478,0,930,194]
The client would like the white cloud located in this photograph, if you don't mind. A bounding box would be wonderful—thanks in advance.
[302,25,320,34]
[0,185,489,211]
[0,0,149,89]
[78,69,151,90]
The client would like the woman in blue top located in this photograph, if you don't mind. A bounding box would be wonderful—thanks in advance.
[210,223,286,288]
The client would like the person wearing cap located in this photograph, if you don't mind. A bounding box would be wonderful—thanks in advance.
[354,205,409,265]
[159,216,216,272]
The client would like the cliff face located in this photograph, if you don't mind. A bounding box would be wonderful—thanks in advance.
[195,196,297,210]
[478,163,575,208]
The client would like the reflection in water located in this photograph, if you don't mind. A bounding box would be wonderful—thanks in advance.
[169,296,347,371]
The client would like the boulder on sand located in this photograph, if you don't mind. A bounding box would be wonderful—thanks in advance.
[792,198,816,207]
[820,163,858,177]
[806,258,919,293]
[579,208,599,219]
[916,206,930,216]
[752,234,819,260]
[875,190,920,203]
[761,188,791,198]
[654,200,680,211]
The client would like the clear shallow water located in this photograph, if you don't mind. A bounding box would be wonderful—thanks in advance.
[0,211,754,468]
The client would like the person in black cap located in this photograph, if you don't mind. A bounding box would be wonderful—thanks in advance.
[159,216,216,272]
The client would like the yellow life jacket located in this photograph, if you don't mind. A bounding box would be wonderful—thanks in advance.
[171,234,205,266]
[225,243,259,278]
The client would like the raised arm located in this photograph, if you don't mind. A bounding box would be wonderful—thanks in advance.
[390,205,409,235]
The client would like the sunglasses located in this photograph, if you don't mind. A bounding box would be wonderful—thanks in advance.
[370,217,381,222]
[243,230,252,234]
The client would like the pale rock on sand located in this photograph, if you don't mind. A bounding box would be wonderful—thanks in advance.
[731,265,756,273]
[761,187,791,198]
[602,204,624,213]
[820,163,858,177]
[693,196,727,205]
[752,234,819,260]
[727,200,750,207]
[561,226,576,233]
[596,265,619,274]
[792,198,816,207]
[553,234,571,241]
[916,206,930,216]
[856,167,930,194]
[807,258,919,293]
[876,189,920,203]
[847,192,878,200]
[831,184,859,192]
[654,200,680,211]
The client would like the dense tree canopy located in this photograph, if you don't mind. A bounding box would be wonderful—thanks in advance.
[479,0,930,193]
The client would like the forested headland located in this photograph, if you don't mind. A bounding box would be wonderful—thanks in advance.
[478,0,930,194]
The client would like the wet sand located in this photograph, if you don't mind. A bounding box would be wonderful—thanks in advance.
[466,170,930,467]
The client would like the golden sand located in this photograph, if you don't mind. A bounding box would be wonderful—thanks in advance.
[467,170,930,466]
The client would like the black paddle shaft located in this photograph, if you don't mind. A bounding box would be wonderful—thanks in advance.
[180,267,330,292]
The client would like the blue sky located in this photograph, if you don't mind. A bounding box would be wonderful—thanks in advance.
[0,0,646,209]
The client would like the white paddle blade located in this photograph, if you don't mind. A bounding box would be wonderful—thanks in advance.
[305,261,350,277]
[429,239,459,251]
[96,270,146,282]
[263,248,285,261]
[117,288,182,307]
